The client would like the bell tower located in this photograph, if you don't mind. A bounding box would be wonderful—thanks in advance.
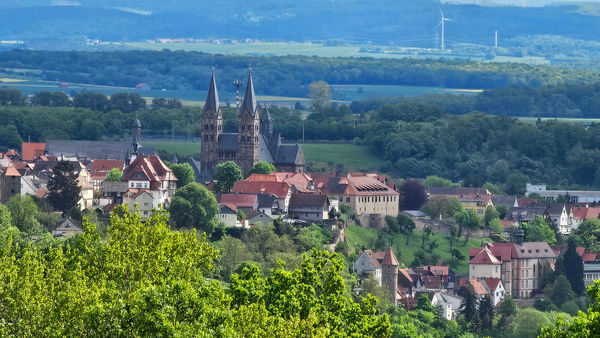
[200,69,223,173]
[237,69,260,174]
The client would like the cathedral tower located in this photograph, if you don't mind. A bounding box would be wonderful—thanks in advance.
[237,70,260,174]
[201,70,223,173]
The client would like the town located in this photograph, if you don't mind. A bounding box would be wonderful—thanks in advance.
[0,70,599,336]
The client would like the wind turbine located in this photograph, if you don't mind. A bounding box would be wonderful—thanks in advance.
[436,9,452,51]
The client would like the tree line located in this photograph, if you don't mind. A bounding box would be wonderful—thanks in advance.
[2,49,600,97]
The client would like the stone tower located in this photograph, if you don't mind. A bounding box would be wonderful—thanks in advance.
[201,70,223,173]
[381,246,399,304]
[237,70,260,174]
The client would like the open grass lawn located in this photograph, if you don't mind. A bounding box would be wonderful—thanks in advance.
[144,141,200,158]
[344,225,490,275]
[299,144,383,172]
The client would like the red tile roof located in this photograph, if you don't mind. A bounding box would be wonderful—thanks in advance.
[220,193,258,208]
[572,207,600,220]
[121,155,176,191]
[483,278,501,291]
[344,175,398,196]
[3,166,20,177]
[517,198,538,207]
[470,279,490,296]
[469,246,501,265]
[91,159,124,173]
[382,247,399,266]
[423,265,449,276]
[21,142,46,161]
[232,181,291,199]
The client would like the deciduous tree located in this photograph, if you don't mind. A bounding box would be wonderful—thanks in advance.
[214,161,243,193]
[47,160,81,213]
[169,182,219,235]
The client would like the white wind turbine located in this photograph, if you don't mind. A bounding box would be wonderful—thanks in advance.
[437,8,452,50]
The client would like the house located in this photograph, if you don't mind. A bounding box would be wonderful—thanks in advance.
[352,250,386,284]
[123,190,154,219]
[468,233,557,299]
[468,279,491,302]
[245,210,275,226]
[100,181,129,207]
[52,217,83,238]
[352,247,400,305]
[431,292,463,320]
[256,193,280,216]
[480,278,505,306]
[288,193,330,222]
[571,206,600,229]
[503,206,550,224]
[231,180,292,212]
[220,193,258,215]
[327,174,399,228]
[217,204,238,228]
[245,172,313,192]
[530,202,568,233]
[121,154,177,209]
[89,159,124,191]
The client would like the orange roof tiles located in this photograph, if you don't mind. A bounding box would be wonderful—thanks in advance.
[469,246,501,265]
[382,247,399,266]
[220,193,258,208]
[3,167,20,177]
[21,142,46,161]
[469,279,489,296]
[232,181,291,199]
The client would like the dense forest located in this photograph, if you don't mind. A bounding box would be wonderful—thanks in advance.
[2,50,600,97]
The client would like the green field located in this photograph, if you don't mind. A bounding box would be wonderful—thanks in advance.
[144,141,200,158]
[299,143,383,172]
[140,141,381,173]
[331,84,482,101]
[345,226,490,275]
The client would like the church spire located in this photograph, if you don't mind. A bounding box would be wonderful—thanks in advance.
[240,68,257,116]
[204,68,220,114]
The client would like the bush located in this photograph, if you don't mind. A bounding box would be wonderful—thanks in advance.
[560,301,580,316]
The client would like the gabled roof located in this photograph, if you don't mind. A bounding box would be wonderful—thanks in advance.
[232,181,291,199]
[219,203,237,214]
[482,278,502,291]
[492,195,518,208]
[289,193,328,208]
[572,206,600,220]
[91,159,124,173]
[121,155,176,190]
[469,246,501,265]
[3,166,21,177]
[504,206,548,222]
[344,175,399,196]
[21,142,46,161]
[382,247,399,266]
[256,193,278,209]
[275,145,303,165]
[513,242,556,259]
[220,193,258,208]
[469,279,490,296]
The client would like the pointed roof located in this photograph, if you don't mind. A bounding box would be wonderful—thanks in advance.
[240,70,257,116]
[204,70,220,114]
[382,247,399,266]
[469,246,501,265]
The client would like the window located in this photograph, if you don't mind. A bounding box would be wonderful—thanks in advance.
[144,211,149,215]
[346,197,350,203]
[144,202,149,207]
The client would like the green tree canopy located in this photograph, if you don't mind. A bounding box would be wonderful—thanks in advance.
[6,195,41,234]
[423,175,460,188]
[309,80,332,111]
[563,239,585,296]
[571,218,600,253]
[214,161,243,194]
[168,163,196,188]
[104,167,123,182]
[248,161,277,176]
[523,215,556,244]
[169,182,219,235]
[421,196,463,219]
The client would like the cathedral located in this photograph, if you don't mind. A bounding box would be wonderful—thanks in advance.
[199,71,305,181]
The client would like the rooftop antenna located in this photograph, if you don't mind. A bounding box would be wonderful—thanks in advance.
[436,8,452,51]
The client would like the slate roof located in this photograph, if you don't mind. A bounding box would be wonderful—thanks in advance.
[504,206,548,222]
[240,71,258,116]
[492,195,518,208]
[204,71,220,114]
[217,133,239,150]
[276,145,302,164]
[45,140,156,161]
[289,193,328,207]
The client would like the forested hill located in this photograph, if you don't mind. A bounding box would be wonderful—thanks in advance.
[2,1,600,47]
[1,50,599,97]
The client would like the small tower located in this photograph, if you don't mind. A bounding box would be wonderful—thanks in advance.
[381,246,399,304]
[131,118,142,163]
[260,104,273,138]
[200,69,223,174]
[237,69,261,174]
[514,225,525,245]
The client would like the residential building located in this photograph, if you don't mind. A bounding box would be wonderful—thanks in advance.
[121,154,177,209]
[571,206,600,229]
[256,193,280,216]
[232,180,292,212]
[431,292,463,320]
[89,159,124,191]
[21,142,46,162]
[123,190,154,219]
[468,245,502,281]
[217,204,238,227]
[52,217,83,238]
[244,210,275,226]
[288,193,330,222]
[428,187,493,217]
[220,193,258,215]
[480,278,505,306]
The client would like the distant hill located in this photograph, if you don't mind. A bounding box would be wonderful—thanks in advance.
[3,0,600,51]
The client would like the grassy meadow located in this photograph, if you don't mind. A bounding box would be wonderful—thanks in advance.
[345,226,490,275]
[299,143,383,172]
